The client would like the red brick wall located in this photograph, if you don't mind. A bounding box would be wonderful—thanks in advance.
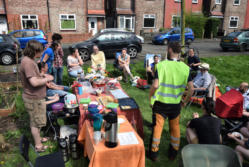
[164,0,203,28]
[243,0,249,28]
[0,0,5,14]
[47,32,92,44]
[7,14,49,32]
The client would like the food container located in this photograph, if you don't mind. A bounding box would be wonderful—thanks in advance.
[65,104,79,114]
[52,103,64,114]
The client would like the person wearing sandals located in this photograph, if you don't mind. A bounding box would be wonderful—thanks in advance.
[67,46,84,78]
[20,40,54,152]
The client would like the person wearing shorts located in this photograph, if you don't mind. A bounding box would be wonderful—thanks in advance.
[20,40,54,152]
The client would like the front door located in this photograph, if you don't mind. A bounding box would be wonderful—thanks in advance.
[88,17,97,35]
[0,16,8,34]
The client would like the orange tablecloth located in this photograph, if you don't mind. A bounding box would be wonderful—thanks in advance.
[78,115,145,167]
[74,81,144,138]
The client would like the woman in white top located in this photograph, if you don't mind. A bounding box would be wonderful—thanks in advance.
[67,46,84,77]
[118,48,134,82]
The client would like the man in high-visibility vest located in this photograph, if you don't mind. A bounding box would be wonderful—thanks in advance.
[148,42,194,161]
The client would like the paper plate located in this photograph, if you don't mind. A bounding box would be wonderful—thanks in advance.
[232,132,244,140]
[118,118,125,124]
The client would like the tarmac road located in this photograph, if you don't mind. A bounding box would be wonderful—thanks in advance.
[62,39,249,64]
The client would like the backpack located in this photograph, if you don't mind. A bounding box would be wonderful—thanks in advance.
[136,79,150,89]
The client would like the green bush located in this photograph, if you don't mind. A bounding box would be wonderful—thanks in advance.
[185,13,207,38]
[204,18,221,38]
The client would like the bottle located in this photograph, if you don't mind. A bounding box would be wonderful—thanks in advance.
[58,138,69,162]
[69,134,79,159]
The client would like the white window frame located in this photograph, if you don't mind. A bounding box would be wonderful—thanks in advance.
[229,16,239,28]
[171,15,180,28]
[192,0,198,3]
[143,14,156,28]
[118,16,135,32]
[20,14,39,29]
[59,14,76,30]
[175,0,181,2]
[215,0,222,4]
[233,0,240,5]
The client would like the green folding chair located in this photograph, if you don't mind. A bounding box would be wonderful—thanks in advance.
[182,144,242,167]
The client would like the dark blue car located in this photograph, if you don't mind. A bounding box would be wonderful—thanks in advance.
[9,29,48,49]
[152,27,195,45]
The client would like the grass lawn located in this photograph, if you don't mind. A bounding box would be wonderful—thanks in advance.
[1,55,249,167]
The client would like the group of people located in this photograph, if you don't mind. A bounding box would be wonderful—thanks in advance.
[19,33,138,152]
[146,42,249,165]
[19,32,249,164]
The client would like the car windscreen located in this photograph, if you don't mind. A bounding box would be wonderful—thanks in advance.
[227,32,241,37]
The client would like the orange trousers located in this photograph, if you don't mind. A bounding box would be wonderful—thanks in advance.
[151,113,180,153]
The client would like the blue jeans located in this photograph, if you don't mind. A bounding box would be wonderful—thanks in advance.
[53,66,63,85]
[68,68,83,78]
[47,86,70,97]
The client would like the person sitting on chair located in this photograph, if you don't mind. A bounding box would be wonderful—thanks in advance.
[91,45,106,71]
[67,46,84,78]
[38,62,70,97]
[188,48,201,72]
[186,99,222,144]
[193,63,212,93]
[146,55,159,84]
[117,48,134,82]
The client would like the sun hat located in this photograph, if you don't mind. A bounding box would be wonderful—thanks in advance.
[199,63,210,70]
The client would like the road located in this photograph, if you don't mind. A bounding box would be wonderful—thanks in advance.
[1,39,248,71]
[62,39,249,64]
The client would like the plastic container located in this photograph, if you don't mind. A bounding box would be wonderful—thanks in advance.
[78,86,83,95]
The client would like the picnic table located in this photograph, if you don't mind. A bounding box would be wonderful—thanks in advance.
[77,115,145,167]
[74,80,144,139]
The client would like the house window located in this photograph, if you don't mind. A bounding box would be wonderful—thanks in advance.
[215,0,222,4]
[192,0,198,3]
[175,0,181,2]
[60,14,76,30]
[233,0,240,5]
[229,16,239,28]
[119,16,135,32]
[21,15,38,29]
[143,14,156,28]
[172,15,180,28]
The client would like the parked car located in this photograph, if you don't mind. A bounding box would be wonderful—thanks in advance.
[220,30,249,51]
[152,27,195,45]
[0,34,22,65]
[9,29,48,49]
[74,31,142,61]
[100,28,144,43]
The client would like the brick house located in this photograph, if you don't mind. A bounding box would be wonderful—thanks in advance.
[135,0,164,33]
[204,0,249,35]
[223,0,248,34]
[164,0,203,29]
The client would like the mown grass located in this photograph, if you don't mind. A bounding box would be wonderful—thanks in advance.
[1,55,248,167]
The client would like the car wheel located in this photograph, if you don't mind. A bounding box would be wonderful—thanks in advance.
[163,39,168,45]
[0,52,15,65]
[128,47,138,58]
[78,49,90,61]
[222,47,228,52]
[240,44,247,52]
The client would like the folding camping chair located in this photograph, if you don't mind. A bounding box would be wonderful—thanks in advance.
[182,144,242,167]
[19,135,65,167]
[144,54,161,83]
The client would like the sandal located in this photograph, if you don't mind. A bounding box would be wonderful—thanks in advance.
[41,137,50,143]
[35,145,48,153]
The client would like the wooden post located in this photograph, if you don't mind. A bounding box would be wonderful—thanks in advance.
[181,0,186,54]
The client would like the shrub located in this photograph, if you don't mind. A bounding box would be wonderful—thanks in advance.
[185,13,207,38]
[204,18,221,38]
